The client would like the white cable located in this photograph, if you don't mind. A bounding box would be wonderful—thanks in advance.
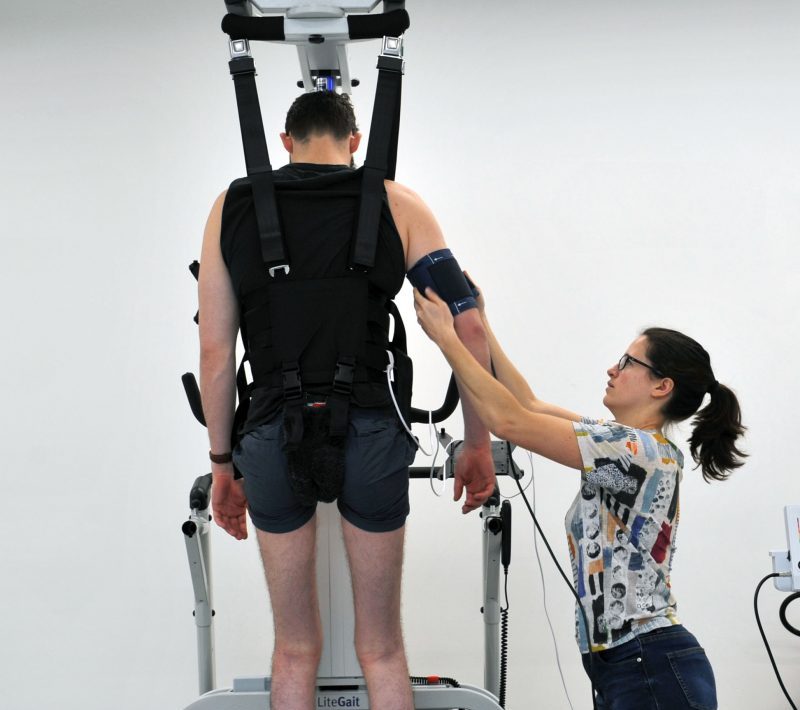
[500,448,533,500]
[528,449,575,710]
[428,428,447,497]
[430,437,460,497]
[497,443,533,499]
[385,355,435,456]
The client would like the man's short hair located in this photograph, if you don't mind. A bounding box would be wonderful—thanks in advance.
[285,91,359,142]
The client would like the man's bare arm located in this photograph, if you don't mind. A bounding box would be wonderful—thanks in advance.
[199,191,238,450]
[198,191,248,540]
[386,182,496,512]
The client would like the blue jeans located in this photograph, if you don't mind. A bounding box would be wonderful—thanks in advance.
[582,625,718,710]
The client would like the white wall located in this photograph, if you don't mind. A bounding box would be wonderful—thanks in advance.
[2,1,799,708]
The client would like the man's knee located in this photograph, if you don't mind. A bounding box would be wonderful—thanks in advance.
[274,635,324,666]
[354,631,405,669]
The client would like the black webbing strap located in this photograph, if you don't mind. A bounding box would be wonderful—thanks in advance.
[349,53,403,271]
[328,355,356,437]
[229,56,289,272]
[228,354,251,480]
[282,361,305,446]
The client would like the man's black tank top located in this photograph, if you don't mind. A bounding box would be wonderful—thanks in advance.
[220,163,406,431]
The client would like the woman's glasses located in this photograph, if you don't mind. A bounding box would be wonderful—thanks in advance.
[618,353,664,378]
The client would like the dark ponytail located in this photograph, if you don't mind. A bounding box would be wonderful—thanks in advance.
[642,327,746,483]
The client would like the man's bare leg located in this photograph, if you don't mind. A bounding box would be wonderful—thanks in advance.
[342,520,414,710]
[256,516,322,710]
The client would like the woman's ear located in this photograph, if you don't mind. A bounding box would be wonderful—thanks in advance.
[652,377,675,401]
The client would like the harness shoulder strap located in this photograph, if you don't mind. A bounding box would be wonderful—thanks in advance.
[228,48,290,274]
[349,38,405,271]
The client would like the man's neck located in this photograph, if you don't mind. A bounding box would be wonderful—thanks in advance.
[290,156,351,167]
[290,145,351,166]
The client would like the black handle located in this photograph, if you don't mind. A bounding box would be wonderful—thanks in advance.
[501,499,512,569]
[347,9,409,39]
[221,9,409,42]
[182,373,206,426]
[190,473,213,511]
[409,373,459,424]
[222,13,286,41]
[409,465,446,480]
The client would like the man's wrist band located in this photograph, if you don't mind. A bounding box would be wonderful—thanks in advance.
[209,450,233,464]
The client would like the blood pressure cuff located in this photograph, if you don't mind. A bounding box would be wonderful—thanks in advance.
[407,249,479,316]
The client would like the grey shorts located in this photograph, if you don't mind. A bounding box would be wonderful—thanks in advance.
[233,408,416,534]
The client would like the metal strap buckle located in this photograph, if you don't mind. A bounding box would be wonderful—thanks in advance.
[378,36,405,74]
[229,38,252,59]
[381,35,403,58]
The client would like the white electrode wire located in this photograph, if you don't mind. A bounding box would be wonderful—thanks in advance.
[386,364,436,456]
[428,434,447,496]
[529,449,575,710]
[499,448,533,500]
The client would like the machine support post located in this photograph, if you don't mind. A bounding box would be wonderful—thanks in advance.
[184,507,216,695]
[482,501,503,700]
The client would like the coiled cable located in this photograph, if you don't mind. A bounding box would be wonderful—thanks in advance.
[780,592,800,637]
[499,572,509,708]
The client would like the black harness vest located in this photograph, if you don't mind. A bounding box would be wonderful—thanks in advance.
[221,164,412,500]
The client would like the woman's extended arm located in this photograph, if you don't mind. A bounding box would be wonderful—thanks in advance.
[468,277,581,422]
[414,288,583,470]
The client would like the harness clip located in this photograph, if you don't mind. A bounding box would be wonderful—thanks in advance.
[333,359,356,395]
[269,264,291,278]
[282,364,303,401]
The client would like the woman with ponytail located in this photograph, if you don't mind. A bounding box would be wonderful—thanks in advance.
[414,286,745,710]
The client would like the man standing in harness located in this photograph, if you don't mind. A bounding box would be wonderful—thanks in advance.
[198,91,495,709]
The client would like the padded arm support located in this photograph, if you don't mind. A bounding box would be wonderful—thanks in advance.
[347,9,409,39]
[222,13,285,40]
[407,249,478,316]
[221,9,409,42]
